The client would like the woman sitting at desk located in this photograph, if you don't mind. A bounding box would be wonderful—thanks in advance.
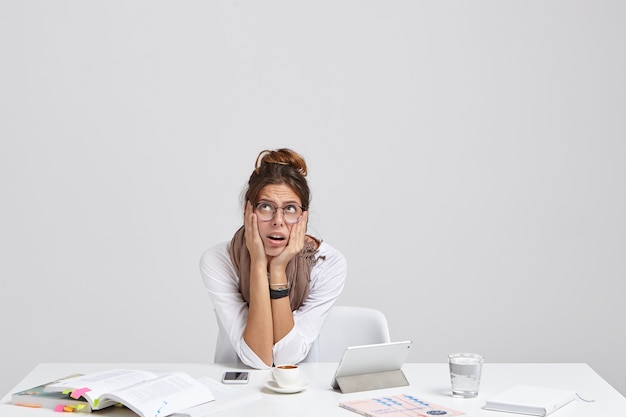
[200,148,347,368]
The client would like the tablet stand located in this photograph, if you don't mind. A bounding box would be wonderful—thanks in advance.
[335,369,409,393]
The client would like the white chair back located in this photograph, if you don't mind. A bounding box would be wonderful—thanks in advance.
[318,305,391,362]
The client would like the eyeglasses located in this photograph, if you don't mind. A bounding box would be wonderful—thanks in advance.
[254,202,305,224]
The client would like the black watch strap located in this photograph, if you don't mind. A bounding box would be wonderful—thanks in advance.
[269,287,290,299]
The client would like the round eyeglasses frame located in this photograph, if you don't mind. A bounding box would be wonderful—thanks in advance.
[254,202,305,224]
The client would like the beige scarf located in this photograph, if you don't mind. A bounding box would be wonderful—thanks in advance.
[229,226,322,311]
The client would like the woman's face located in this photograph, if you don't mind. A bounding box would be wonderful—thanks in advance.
[253,184,303,258]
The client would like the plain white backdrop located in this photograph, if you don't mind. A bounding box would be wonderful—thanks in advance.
[1,1,624,397]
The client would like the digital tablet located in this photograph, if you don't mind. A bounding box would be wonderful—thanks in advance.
[330,340,413,390]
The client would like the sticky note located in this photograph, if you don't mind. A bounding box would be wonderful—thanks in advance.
[70,387,91,399]
[54,404,65,412]
[63,405,75,412]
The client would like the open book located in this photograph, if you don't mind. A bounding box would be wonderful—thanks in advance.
[42,369,215,417]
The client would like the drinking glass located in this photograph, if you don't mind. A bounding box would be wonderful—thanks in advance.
[448,353,483,398]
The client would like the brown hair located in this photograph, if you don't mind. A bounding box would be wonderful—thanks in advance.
[243,148,311,209]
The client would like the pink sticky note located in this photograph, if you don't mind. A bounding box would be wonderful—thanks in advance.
[70,387,91,400]
[54,404,65,412]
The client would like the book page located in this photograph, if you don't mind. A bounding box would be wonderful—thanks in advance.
[172,377,262,417]
[101,372,215,417]
[43,369,158,409]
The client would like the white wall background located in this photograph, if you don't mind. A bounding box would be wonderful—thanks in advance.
[1,1,625,397]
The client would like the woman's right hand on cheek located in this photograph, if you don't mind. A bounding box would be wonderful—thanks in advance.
[244,201,266,262]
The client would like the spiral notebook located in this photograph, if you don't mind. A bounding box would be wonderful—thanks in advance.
[340,394,465,417]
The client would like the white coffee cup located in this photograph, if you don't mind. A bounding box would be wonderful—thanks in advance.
[272,364,300,388]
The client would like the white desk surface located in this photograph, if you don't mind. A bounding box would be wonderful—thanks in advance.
[2,362,624,417]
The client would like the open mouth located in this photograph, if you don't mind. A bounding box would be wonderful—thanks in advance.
[268,235,286,242]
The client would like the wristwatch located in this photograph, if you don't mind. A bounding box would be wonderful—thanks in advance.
[269,287,290,299]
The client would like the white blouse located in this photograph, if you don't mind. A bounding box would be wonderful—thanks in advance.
[200,240,347,369]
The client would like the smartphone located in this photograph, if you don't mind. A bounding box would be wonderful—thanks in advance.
[222,371,250,384]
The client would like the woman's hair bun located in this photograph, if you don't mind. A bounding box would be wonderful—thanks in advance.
[255,148,308,177]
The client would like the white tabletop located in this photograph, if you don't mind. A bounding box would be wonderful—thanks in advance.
[2,362,625,417]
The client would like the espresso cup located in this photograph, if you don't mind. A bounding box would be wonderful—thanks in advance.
[272,364,300,388]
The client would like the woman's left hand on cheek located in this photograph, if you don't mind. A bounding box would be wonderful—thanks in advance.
[291,211,308,249]
[273,211,308,266]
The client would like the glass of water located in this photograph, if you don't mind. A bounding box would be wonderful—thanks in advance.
[448,353,484,398]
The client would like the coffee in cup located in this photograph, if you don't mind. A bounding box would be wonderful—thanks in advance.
[273,364,300,388]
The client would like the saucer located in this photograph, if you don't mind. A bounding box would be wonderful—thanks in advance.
[264,379,309,394]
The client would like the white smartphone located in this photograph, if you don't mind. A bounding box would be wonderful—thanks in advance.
[222,371,250,384]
